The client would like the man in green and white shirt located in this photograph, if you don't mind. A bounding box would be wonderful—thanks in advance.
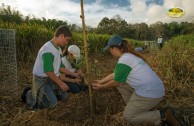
[33,41,63,77]
[24,25,79,109]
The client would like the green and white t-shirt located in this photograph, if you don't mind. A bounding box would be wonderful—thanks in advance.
[61,56,81,72]
[61,56,76,73]
[114,53,165,98]
[33,41,63,77]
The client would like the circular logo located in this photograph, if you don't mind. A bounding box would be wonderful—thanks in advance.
[167,7,185,18]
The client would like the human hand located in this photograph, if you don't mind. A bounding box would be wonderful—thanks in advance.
[93,80,103,84]
[92,82,103,89]
[74,78,81,83]
[59,82,69,91]
[74,73,80,78]
[76,69,83,77]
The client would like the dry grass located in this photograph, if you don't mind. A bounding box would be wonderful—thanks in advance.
[0,52,193,126]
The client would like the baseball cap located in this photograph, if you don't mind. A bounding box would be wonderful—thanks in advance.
[67,45,80,59]
[103,35,123,51]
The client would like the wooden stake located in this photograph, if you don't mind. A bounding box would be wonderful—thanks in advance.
[80,0,94,123]
[80,1,89,73]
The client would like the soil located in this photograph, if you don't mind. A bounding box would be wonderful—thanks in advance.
[0,53,193,126]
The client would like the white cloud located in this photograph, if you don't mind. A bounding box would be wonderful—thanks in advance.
[143,0,194,24]
[1,0,194,27]
[1,0,82,25]
[84,2,131,26]
[146,5,168,24]
[130,0,147,13]
[126,0,194,24]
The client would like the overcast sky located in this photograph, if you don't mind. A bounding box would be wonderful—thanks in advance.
[1,0,194,27]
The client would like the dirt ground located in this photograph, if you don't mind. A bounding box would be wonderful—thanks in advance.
[0,53,193,126]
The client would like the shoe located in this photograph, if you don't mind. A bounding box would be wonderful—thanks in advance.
[21,86,31,102]
[164,108,182,126]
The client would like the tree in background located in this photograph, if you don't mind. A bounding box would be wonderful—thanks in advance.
[132,23,149,40]
[0,3,23,24]
[1,4,194,41]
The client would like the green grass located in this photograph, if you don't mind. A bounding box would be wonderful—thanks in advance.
[165,34,194,47]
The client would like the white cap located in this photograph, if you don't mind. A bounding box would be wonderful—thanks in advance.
[67,45,80,59]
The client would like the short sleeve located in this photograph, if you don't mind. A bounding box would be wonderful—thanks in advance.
[114,63,132,83]
[42,53,54,72]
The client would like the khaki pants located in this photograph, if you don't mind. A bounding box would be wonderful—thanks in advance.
[117,84,163,126]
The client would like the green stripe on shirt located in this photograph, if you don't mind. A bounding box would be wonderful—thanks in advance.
[42,53,54,72]
[60,60,65,68]
[114,63,132,83]
[60,54,65,68]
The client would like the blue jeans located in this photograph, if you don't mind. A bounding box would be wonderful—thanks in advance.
[26,75,68,109]
[37,83,57,108]
[66,82,88,94]
[65,75,88,94]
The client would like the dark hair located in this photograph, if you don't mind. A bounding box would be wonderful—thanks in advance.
[54,25,72,37]
[62,46,68,56]
[62,46,76,63]
[111,40,146,62]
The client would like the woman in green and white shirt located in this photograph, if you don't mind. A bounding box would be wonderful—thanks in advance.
[92,35,181,126]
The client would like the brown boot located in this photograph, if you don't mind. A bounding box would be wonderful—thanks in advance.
[164,109,181,126]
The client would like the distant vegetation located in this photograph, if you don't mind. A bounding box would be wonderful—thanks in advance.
[1,3,194,40]
[1,4,194,63]
[153,34,194,99]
